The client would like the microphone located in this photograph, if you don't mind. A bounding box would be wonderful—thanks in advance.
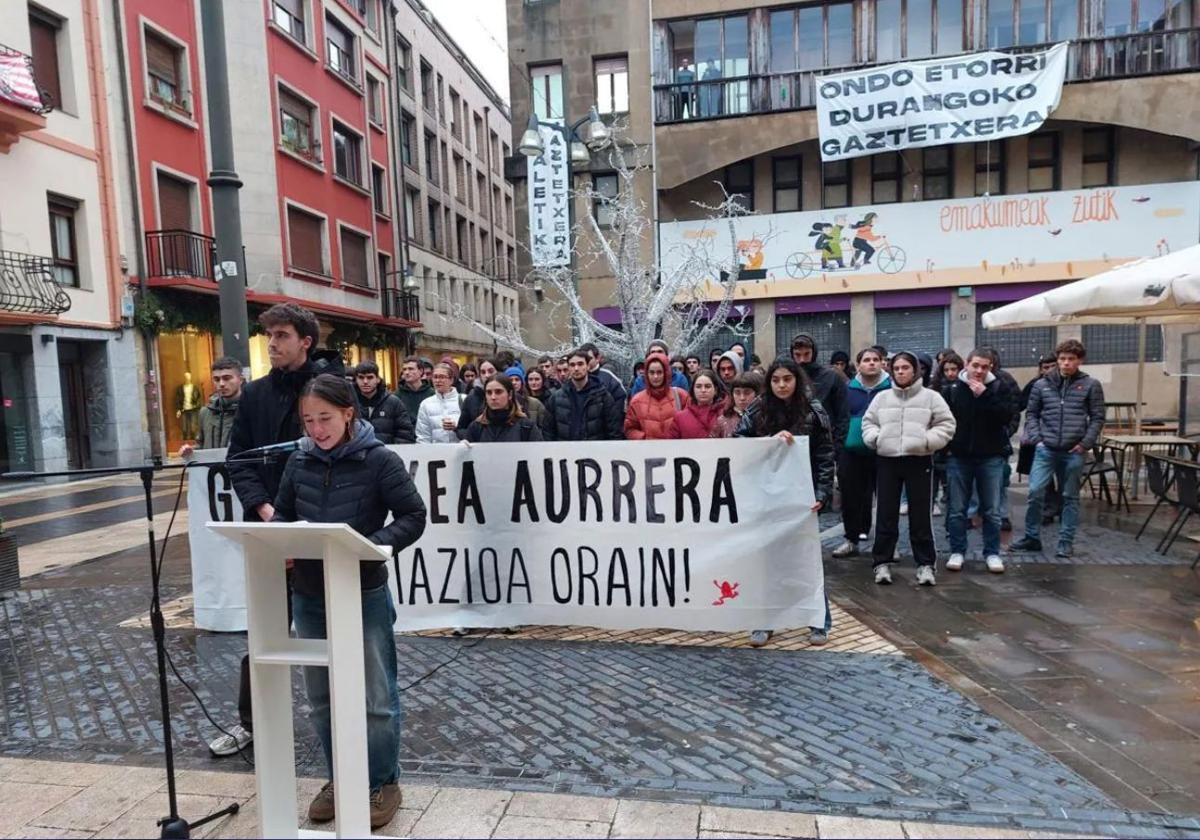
[227,438,304,461]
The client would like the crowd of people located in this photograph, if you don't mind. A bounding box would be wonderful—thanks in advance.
[188,302,1106,828]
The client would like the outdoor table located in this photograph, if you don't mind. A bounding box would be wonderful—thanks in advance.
[1102,435,1200,510]
[1104,402,1143,433]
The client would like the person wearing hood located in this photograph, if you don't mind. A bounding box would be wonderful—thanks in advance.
[395,357,435,424]
[543,348,623,440]
[416,363,466,443]
[832,348,891,558]
[506,365,547,432]
[630,340,689,396]
[829,350,852,380]
[625,352,690,439]
[861,351,956,586]
[463,374,543,443]
[715,349,743,388]
[180,356,243,459]
[455,358,498,437]
[273,374,426,829]
[940,349,1018,574]
[353,361,415,444]
[789,334,849,451]
[669,370,726,439]
[711,371,760,438]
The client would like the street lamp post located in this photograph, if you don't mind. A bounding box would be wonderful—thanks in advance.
[518,106,610,340]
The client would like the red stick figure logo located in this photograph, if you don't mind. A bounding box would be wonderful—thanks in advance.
[712,580,739,606]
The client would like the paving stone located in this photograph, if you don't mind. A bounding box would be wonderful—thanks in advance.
[612,800,702,838]
[1,759,119,787]
[94,792,241,839]
[27,767,164,831]
[698,833,789,839]
[1,828,95,839]
[508,791,619,822]
[373,807,423,837]
[493,815,611,838]
[409,787,511,838]
[701,805,817,837]
[397,783,438,811]
[815,815,906,838]
[903,822,1032,838]
[169,769,258,799]
[0,781,86,835]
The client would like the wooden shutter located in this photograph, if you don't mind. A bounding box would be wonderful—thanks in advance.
[157,172,193,230]
[28,13,61,108]
[288,207,324,273]
[340,228,369,286]
[145,32,178,85]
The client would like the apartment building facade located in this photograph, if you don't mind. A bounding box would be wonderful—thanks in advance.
[508,0,1200,415]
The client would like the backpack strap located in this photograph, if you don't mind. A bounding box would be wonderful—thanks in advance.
[673,388,682,412]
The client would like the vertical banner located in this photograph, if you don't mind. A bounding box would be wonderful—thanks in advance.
[187,450,247,631]
[816,43,1068,161]
[527,124,571,267]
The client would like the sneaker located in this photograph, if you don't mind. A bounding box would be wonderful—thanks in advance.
[899,502,909,515]
[208,724,252,758]
[1055,544,1074,558]
[370,783,403,829]
[932,503,942,516]
[748,630,772,647]
[874,564,893,585]
[858,533,870,542]
[1009,537,1042,552]
[832,540,859,558]
[945,553,965,571]
[308,781,335,823]
[916,565,936,586]
[808,629,829,645]
[986,554,1005,574]
[451,627,468,636]
[1000,517,1013,532]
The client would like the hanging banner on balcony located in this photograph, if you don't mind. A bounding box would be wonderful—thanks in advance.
[527,125,571,268]
[816,43,1068,161]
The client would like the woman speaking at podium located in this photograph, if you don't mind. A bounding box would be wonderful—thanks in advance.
[272,373,427,829]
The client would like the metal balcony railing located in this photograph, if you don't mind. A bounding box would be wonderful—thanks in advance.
[0,43,53,113]
[0,250,72,315]
[145,229,216,281]
[654,28,1200,124]
[381,287,421,322]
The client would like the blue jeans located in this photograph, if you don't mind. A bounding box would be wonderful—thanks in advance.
[948,455,1005,556]
[292,584,402,790]
[968,459,1011,519]
[1024,446,1085,547]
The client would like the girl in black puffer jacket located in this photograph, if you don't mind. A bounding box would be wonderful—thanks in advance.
[464,375,543,443]
[272,374,426,828]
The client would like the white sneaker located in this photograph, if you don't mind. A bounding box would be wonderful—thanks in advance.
[986,554,1005,574]
[874,564,893,585]
[900,502,909,515]
[916,565,936,586]
[208,724,252,757]
[945,553,965,571]
[932,503,942,516]
[832,540,858,558]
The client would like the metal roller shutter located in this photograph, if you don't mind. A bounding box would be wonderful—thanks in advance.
[976,302,1057,368]
[775,312,852,362]
[875,307,946,356]
[691,322,754,369]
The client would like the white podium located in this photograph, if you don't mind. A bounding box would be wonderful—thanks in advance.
[208,521,393,839]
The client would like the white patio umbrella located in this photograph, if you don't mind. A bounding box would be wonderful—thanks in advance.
[982,243,1200,433]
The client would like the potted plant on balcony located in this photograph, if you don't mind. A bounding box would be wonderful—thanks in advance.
[0,514,18,596]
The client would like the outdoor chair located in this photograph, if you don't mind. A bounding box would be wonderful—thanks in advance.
[1159,462,1199,565]
[1082,445,1118,506]
[1136,455,1178,542]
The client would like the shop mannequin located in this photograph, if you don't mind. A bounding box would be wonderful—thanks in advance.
[176,371,204,441]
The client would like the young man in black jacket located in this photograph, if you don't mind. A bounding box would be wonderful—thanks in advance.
[543,349,623,440]
[790,334,849,451]
[354,361,415,444]
[211,302,343,757]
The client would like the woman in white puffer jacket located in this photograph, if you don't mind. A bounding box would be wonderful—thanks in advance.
[861,351,956,587]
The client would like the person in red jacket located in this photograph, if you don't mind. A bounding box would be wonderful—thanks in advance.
[624,352,689,439]
[669,371,726,439]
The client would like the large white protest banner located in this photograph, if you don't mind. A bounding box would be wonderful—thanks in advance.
[188,439,826,633]
[816,43,1068,161]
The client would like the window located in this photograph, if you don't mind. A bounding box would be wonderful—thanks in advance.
[724,160,754,212]
[332,121,362,185]
[437,272,448,313]
[325,16,356,83]
[923,146,953,199]
[976,303,1057,367]
[822,160,851,208]
[420,61,434,112]
[455,216,468,264]
[449,88,460,137]
[436,73,445,124]
[1082,128,1115,188]
[340,227,370,287]
[1050,0,1080,39]
[372,164,388,215]
[47,195,79,288]
[761,3,855,74]
[988,0,1015,46]
[367,76,383,124]
[427,198,441,249]
[405,189,419,243]
[592,173,619,228]
[397,37,411,91]
[363,0,379,34]
[975,142,1004,196]
[595,56,629,115]
[531,64,563,121]
[28,7,62,109]
[378,252,391,289]
[873,0,947,60]
[278,87,318,160]
[145,29,187,112]
[287,206,325,274]
[666,15,750,117]
[1082,324,1164,363]
[400,111,415,166]
[772,156,802,212]
[1027,132,1059,192]
[156,171,194,231]
[424,131,437,182]
[871,153,901,203]
[272,0,306,43]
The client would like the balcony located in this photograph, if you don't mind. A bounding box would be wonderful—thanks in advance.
[653,29,1200,124]
[145,229,216,281]
[0,250,72,315]
[381,287,421,324]
[0,44,51,153]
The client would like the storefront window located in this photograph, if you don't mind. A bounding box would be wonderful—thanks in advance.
[0,351,34,475]
[157,330,215,453]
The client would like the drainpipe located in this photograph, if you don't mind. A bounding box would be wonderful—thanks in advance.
[484,104,498,353]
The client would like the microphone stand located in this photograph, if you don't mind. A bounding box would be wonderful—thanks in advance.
[4,462,239,838]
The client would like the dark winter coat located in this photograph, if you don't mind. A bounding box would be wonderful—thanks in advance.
[941,372,1019,458]
[542,375,623,441]
[355,387,415,444]
[226,350,344,519]
[1025,368,1106,452]
[464,410,544,443]
[196,393,239,449]
[455,381,487,437]
[595,365,627,411]
[843,373,890,454]
[272,420,427,598]
[734,397,837,507]
[396,380,435,426]
[790,333,849,451]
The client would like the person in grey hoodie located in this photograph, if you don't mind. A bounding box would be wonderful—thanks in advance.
[715,349,743,388]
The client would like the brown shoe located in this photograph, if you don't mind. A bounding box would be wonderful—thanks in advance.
[308,781,335,823]
[370,783,402,829]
